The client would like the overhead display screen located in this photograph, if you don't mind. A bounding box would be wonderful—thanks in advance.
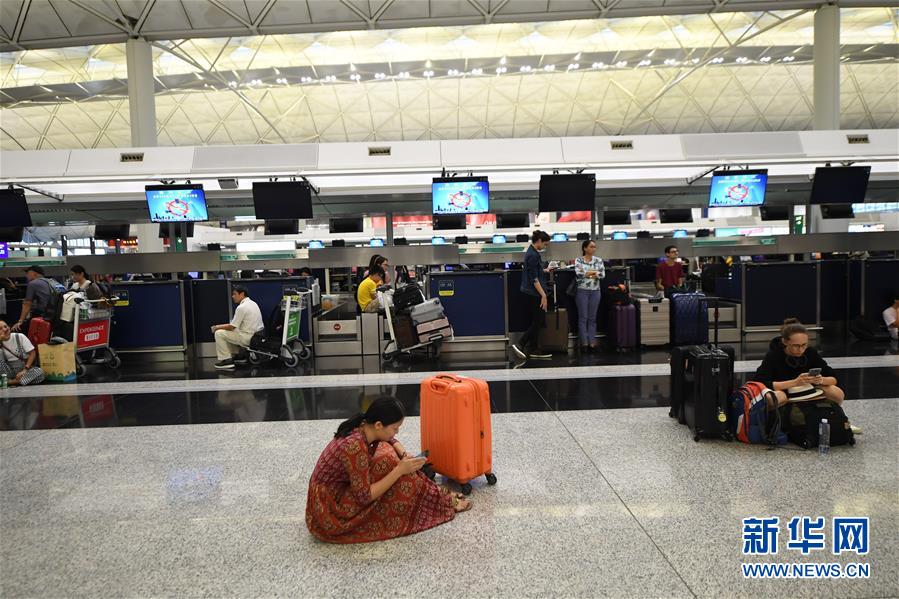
[810,166,871,204]
[708,170,768,207]
[432,177,489,214]
[0,188,32,226]
[252,181,313,219]
[538,174,596,212]
[146,184,208,222]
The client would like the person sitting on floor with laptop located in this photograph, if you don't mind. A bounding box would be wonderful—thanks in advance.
[306,396,470,544]
[211,285,264,370]
[753,318,860,433]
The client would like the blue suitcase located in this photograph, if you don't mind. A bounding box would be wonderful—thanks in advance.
[671,292,709,345]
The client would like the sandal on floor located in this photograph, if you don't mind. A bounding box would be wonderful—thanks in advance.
[453,496,473,513]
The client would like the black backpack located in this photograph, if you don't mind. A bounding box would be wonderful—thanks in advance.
[38,278,65,324]
[780,401,855,449]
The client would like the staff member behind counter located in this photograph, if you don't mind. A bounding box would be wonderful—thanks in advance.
[211,285,264,370]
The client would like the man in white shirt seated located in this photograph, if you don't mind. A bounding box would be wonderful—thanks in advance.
[212,285,264,370]
[883,291,899,342]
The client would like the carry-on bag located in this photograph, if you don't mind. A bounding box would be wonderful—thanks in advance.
[538,308,569,352]
[393,283,425,312]
[419,374,496,495]
[409,298,445,325]
[609,304,637,351]
[636,298,670,346]
[392,313,418,349]
[417,320,453,344]
[780,400,855,449]
[671,292,708,345]
[27,317,53,348]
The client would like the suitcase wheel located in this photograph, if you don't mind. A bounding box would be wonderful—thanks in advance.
[485,472,497,486]
[694,434,700,443]
[460,483,473,496]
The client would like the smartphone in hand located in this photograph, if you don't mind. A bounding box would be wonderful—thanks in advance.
[808,368,822,377]
[414,450,429,459]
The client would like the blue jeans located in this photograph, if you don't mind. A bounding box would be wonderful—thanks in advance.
[575,288,601,346]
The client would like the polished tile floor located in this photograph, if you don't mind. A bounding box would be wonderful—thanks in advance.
[2,402,896,598]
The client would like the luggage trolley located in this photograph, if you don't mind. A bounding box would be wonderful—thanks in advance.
[382,286,452,361]
[72,297,122,377]
[246,291,312,368]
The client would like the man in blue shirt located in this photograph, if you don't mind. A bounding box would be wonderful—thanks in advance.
[512,230,552,360]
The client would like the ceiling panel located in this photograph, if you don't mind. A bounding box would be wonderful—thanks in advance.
[18,0,71,42]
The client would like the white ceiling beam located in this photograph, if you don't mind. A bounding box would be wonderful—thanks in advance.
[134,0,157,34]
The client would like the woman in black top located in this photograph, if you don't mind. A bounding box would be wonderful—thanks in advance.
[754,319,844,407]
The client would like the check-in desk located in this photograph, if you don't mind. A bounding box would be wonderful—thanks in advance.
[313,296,387,357]
[109,281,188,354]
[426,271,508,352]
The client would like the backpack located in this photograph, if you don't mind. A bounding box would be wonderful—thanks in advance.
[780,400,855,449]
[250,304,286,354]
[38,278,65,324]
[730,381,786,447]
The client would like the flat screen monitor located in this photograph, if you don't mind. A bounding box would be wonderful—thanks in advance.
[715,227,741,237]
[708,169,768,207]
[264,219,299,235]
[0,227,24,242]
[329,217,363,234]
[496,213,529,229]
[369,238,385,247]
[604,210,631,225]
[433,214,467,230]
[308,240,324,249]
[821,204,855,219]
[432,177,489,214]
[551,233,569,242]
[538,174,596,212]
[672,229,688,238]
[810,166,871,204]
[93,224,131,240]
[146,184,208,222]
[431,236,446,245]
[252,181,313,219]
[612,231,628,240]
[660,209,693,223]
[0,188,32,226]
[760,206,790,221]
[157,222,194,238]
[492,234,507,244]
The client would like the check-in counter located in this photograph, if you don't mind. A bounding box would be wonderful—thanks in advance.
[109,281,188,352]
[229,277,315,344]
[426,271,508,352]
[861,259,899,322]
[742,262,820,338]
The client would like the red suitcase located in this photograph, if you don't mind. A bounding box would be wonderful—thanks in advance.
[419,374,496,495]
[27,317,52,347]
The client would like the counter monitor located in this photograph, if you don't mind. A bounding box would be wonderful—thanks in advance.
[146,184,208,222]
[612,231,628,240]
[708,169,768,207]
[432,177,489,214]
[431,236,447,245]
[369,238,385,247]
[308,240,324,249]
[551,233,569,242]
[492,234,507,244]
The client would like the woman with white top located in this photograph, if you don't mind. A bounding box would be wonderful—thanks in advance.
[574,239,605,353]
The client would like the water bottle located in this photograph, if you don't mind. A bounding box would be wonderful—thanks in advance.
[818,419,830,454]
[1,374,7,389]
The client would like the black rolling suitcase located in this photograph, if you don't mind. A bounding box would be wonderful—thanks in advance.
[669,297,735,441]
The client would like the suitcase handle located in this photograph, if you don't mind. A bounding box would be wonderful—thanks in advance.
[428,373,462,393]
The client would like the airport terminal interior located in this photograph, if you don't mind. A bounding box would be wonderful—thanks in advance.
[1,1,898,597]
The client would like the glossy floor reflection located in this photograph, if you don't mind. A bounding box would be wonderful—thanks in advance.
[2,402,897,598]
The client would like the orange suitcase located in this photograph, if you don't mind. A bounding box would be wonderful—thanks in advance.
[419,374,496,495]
[28,317,52,347]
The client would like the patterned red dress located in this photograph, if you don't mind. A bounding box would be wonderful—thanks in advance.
[305,429,456,543]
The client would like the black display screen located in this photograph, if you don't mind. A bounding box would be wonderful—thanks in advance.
[252,181,313,219]
[0,188,32,226]
[810,166,871,204]
[329,218,363,234]
[538,174,596,212]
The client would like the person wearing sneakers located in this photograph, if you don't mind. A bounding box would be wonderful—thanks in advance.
[512,230,552,360]
[212,285,264,370]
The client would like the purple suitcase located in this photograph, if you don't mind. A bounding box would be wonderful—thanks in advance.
[419,324,453,344]
[611,304,637,351]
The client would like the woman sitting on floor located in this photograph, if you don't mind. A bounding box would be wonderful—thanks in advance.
[0,320,45,386]
[753,318,859,432]
[306,396,471,544]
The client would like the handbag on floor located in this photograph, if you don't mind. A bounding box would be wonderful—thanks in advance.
[780,400,855,449]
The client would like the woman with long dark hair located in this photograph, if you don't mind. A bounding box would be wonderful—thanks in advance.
[574,238,604,352]
[306,396,471,543]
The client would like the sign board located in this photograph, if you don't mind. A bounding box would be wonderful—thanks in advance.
[112,291,129,307]
[438,280,455,297]
[286,309,300,341]
[77,319,110,350]
[0,243,8,259]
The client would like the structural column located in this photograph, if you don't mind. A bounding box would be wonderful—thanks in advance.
[813,4,840,131]
[126,38,157,147]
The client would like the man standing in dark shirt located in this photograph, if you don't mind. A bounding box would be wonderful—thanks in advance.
[11,266,61,333]
[512,230,552,360]
[655,245,685,297]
